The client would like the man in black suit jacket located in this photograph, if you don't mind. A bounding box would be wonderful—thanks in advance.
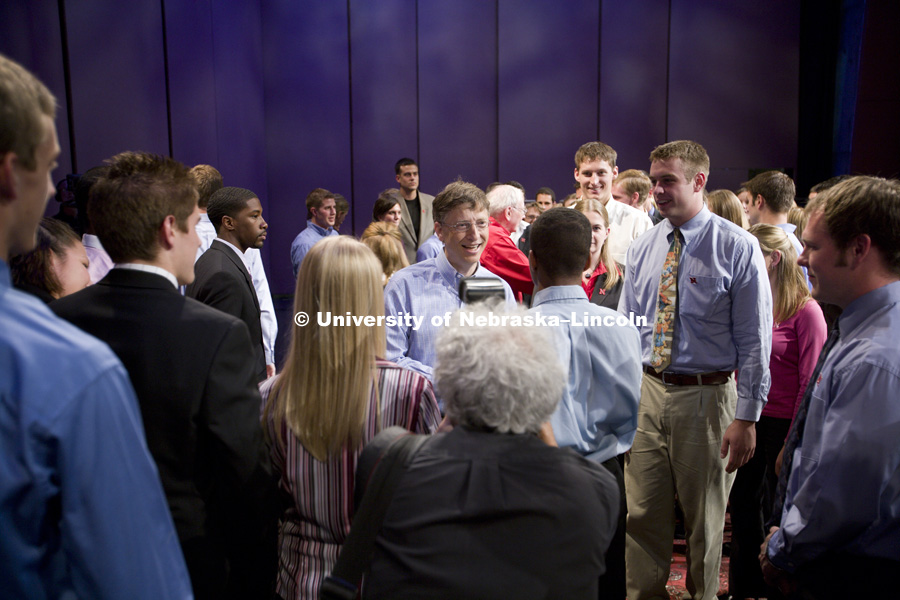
[52,152,278,600]
[187,186,269,381]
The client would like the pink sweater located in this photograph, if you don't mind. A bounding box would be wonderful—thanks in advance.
[762,300,828,422]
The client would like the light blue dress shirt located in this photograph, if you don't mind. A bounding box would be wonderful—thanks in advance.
[530,285,642,463]
[767,280,900,571]
[415,232,444,263]
[384,250,515,381]
[0,261,192,599]
[619,206,772,421]
[290,220,338,277]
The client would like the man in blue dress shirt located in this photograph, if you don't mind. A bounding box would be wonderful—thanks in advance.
[743,170,811,289]
[290,187,338,277]
[619,140,772,600]
[384,180,514,386]
[0,53,192,599]
[528,207,642,599]
[760,176,900,598]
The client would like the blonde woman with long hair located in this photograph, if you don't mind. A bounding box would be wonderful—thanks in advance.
[573,199,623,309]
[707,189,750,229]
[261,236,440,599]
[728,224,827,600]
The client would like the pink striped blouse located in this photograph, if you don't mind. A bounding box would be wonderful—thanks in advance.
[260,359,441,600]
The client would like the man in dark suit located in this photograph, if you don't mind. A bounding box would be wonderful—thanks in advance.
[187,186,269,381]
[395,157,435,263]
[52,152,278,600]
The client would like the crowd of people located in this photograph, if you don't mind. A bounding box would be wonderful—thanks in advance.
[3,52,900,600]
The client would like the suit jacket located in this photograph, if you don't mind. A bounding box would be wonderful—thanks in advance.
[187,239,266,382]
[399,191,435,264]
[52,268,279,599]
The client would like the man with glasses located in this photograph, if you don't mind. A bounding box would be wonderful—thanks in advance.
[385,181,514,390]
[481,184,534,302]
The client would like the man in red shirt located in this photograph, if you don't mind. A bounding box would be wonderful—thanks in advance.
[480,184,533,302]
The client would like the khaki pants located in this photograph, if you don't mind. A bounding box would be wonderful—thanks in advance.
[625,373,737,600]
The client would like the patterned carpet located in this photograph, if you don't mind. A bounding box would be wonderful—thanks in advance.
[664,513,732,600]
[665,538,730,599]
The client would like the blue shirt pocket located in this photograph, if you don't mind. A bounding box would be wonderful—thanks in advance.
[680,274,727,321]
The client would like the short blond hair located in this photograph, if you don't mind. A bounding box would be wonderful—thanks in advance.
[614,169,651,204]
[0,54,57,170]
[575,141,617,170]
[649,140,709,184]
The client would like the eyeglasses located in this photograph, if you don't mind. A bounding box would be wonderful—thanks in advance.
[510,205,526,214]
[441,220,490,233]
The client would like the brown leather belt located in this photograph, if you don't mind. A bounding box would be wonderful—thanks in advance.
[643,367,732,386]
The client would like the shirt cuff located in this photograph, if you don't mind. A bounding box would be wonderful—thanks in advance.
[766,529,797,574]
[735,395,765,421]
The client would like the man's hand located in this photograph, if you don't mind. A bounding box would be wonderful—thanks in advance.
[760,526,797,596]
[721,418,756,473]
[266,364,276,379]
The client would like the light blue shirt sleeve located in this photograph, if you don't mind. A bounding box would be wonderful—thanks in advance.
[1,266,193,600]
[57,365,195,599]
[768,282,900,571]
[384,269,439,379]
[415,234,444,263]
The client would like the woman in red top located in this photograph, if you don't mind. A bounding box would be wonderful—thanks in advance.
[574,199,623,310]
[729,224,827,600]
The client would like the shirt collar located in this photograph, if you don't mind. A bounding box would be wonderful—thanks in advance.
[114,263,179,289]
[775,222,797,235]
[214,238,252,270]
[434,247,485,287]
[81,233,106,250]
[532,284,588,307]
[837,280,900,337]
[661,205,711,246]
[199,213,212,224]
[488,216,511,237]
[307,220,334,236]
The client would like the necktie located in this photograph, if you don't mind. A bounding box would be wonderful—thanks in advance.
[650,228,681,373]
[769,325,841,527]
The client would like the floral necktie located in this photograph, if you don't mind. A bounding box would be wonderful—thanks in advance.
[651,228,681,373]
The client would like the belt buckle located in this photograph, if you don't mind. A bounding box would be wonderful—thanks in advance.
[659,371,676,386]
